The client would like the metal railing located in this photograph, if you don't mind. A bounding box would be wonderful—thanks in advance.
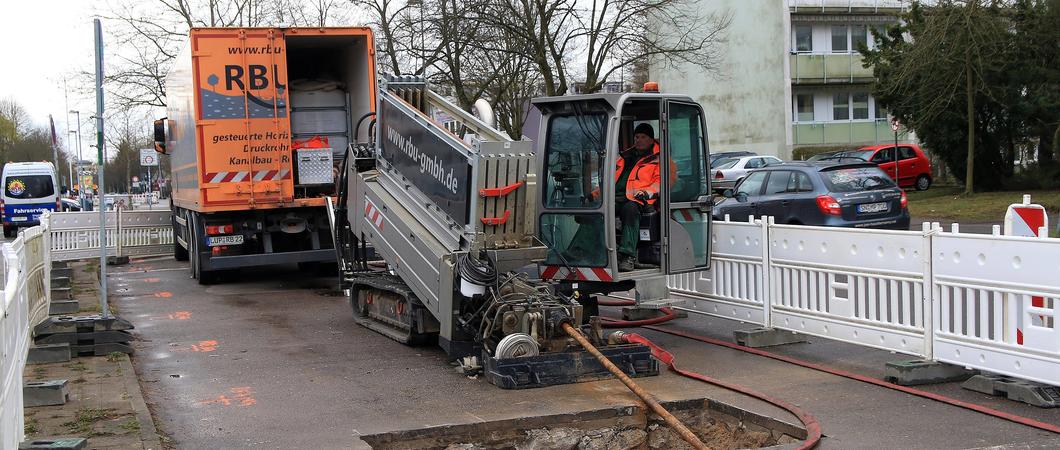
[1,220,52,449]
[49,210,173,262]
[671,217,1060,386]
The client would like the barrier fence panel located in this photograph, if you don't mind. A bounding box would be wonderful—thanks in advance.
[1,234,31,448]
[669,216,1060,387]
[49,210,173,262]
[932,231,1060,386]
[669,217,769,326]
[767,221,931,357]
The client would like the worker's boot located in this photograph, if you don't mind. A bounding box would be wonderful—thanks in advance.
[619,255,636,272]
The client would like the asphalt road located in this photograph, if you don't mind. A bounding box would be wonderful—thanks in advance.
[111,257,1060,449]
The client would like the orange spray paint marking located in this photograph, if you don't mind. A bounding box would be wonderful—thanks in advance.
[198,386,256,407]
[167,311,192,320]
[191,340,218,352]
[144,278,161,283]
[154,292,173,298]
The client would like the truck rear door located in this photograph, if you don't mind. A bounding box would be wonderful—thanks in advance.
[193,29,292,208]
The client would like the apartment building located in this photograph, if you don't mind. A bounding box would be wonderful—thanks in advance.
[651,0,914,159]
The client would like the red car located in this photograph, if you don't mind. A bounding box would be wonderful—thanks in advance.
[846,144,933,191]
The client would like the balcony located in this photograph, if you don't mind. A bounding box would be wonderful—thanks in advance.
[792,119,912,146]
[790,53,875,84]
[789,0,910,13]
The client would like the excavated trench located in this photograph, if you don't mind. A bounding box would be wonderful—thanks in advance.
[361,397,806,450]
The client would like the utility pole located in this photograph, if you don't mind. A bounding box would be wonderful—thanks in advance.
[94,18,110,318]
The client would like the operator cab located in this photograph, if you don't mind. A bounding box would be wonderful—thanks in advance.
[534,90,713,284]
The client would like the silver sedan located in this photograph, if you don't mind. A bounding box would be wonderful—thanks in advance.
[711,155,784,193]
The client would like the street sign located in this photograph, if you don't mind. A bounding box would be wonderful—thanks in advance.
[132,176,139,183]
[140,148,158,166]
[890,118,900,132]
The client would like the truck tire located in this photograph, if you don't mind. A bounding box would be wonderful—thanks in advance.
[173,212,189,261]
[188,212,217,285]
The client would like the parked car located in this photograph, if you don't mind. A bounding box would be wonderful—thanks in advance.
[843,144,932,191]
[60,198,82,212]
[710,151,756,167]
[711,155,784,193]
[714,161,910,230]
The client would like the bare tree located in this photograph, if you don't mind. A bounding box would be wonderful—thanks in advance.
[577,0,730,93]
[99,0,356,109]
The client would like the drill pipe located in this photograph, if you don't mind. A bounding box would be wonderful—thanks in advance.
[560,322,708,450]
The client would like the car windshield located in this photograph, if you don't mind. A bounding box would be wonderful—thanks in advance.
[4,175,54,199]
[822,167,896,193]
[713,158,739,169]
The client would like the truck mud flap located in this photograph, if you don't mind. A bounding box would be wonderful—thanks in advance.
[483,344,658,389]
[348,273,439,346]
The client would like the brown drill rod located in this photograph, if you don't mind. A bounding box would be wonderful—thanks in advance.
[561,322,709,450]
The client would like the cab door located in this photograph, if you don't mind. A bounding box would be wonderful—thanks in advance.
[661,101,712,273]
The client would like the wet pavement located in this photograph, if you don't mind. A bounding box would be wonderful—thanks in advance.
[111,257,1060,449]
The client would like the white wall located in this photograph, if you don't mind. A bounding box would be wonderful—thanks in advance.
[650,0,790,158]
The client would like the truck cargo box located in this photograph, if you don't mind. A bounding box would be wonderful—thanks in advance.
[166,27,376,213]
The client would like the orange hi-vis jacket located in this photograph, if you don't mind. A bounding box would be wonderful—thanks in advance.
[615,141,676,206]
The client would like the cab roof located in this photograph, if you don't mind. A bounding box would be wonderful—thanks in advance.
[531,92,697,111]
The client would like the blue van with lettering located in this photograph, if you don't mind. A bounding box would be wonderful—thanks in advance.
[2,162,60,237]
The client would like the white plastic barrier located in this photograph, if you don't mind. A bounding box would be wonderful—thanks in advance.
[49,210,173,262]
[0,222,52,449]
[670,216,1060,386]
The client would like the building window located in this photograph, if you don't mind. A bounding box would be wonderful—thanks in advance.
[874,98,887,120]
[832,93,849,120]
[795,94,814,122]
[831,25,848,53]
[795,25,812,52]
[851,25,868,51]
[852,93,869,120]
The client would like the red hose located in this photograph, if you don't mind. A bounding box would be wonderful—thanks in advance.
[600,307,678,328]
[642,325,1060,436]
[622,332,823,450]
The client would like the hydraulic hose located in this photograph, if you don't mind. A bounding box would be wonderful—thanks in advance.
[560,323,708,450]
[642,325,1060,436]
[616,332,822,450]
[600,307,679,328]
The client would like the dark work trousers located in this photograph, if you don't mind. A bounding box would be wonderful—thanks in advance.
[618,200,642,258]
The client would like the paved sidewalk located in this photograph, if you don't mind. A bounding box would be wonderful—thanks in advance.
[21,260,163,450]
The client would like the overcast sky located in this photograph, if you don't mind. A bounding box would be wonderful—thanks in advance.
[2,1,113,159]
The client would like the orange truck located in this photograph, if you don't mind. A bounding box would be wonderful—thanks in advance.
[153,27,377,283]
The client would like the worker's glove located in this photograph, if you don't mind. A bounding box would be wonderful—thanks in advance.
[634,190,651,202]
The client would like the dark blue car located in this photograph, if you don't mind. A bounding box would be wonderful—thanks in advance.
[714,161,911,230]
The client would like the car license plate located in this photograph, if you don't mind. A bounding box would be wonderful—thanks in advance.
[207,235,243,246]
[10,216,27,222]
[639,229,651,241]
[857,202,888,214]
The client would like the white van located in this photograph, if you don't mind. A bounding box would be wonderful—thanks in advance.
[2,162,60,237]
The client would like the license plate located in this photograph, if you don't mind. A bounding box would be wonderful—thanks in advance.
[857,202,889,214]
[639,229,651,241]
[207,235,244,246]
[10,216,27,222]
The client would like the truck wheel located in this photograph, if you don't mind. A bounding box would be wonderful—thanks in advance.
[173,213,189,261]
[189,213,217,285]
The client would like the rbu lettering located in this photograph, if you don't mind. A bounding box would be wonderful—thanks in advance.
[223,65,286,91]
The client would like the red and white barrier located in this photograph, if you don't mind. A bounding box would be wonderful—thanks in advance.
[1004,195,1051,345]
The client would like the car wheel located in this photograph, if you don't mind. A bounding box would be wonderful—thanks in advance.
[915,175,931,191]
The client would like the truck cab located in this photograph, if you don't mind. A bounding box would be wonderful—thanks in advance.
[533,93,713,285]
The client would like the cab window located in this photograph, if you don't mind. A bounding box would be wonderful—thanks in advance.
[543,113,607,208]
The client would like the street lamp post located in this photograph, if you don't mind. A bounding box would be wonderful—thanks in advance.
[69,110,82,162]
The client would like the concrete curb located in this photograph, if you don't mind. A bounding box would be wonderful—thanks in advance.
[118,353,164,450]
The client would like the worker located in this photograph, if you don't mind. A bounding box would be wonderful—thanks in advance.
[615,123,665,272]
